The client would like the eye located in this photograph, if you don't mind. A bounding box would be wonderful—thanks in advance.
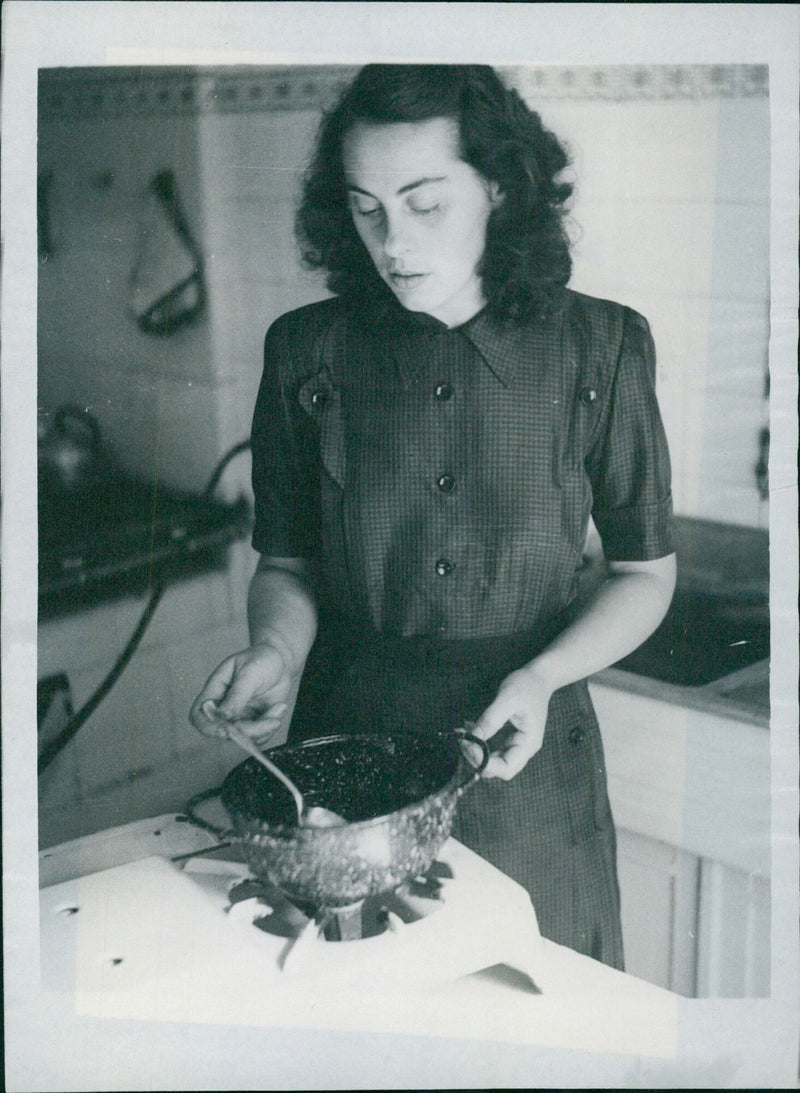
[410,203,441,217]
[350,197,383,218]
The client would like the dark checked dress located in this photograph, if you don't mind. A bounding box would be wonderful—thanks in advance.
[250,285,674,969]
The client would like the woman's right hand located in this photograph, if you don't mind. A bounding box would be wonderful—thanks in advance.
[189,642,293,747]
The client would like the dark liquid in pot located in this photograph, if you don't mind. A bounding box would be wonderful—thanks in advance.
[225,734,458,827]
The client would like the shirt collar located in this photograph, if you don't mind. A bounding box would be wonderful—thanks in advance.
[461,309,530,388]
[375,295,532,389]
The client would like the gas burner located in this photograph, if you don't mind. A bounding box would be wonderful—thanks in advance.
[223,860,450,952]
[180,838,545,990]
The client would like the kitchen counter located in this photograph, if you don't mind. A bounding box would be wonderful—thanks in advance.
[37,814,679,1061]
[581,516,770,728]
[593,657,769,728]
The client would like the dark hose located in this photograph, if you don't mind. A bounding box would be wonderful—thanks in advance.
[38,440,251,775]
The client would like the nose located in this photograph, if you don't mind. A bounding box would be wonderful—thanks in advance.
[382,211,413,262]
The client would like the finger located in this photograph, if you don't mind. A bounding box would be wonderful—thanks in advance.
[189,696,229,736]
[458,736,486,769]
[196,659,238,705]
[217,665,287,721]
[231,715,284,746]
[481,728,544,780]
[481,740,530,781]
[189,661,239,729]
[481,750,523,781]
[224,701,288,735]
[471,695,517,741]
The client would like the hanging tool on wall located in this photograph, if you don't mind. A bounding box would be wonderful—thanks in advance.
[128,169,206,336]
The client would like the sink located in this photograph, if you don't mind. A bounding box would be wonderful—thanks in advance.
[613,588,770,687]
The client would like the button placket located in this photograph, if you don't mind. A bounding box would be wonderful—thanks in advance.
[430,371,458,610]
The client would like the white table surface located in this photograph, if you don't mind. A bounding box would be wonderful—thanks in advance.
[21,814,798,1088]
[38,814,680,1060]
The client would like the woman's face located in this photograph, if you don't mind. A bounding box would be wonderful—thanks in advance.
[342,117,500,327]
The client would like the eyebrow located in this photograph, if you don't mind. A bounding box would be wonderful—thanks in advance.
[347,176,447,199]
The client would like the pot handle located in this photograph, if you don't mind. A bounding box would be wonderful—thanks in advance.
[453,728,491,795]
[183,786,235,841]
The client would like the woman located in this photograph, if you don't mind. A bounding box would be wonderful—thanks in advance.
[190,64,676,968]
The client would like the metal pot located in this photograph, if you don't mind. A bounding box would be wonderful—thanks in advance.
[185,730,489,909]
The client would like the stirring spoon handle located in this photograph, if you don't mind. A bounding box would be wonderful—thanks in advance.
[205,706,305,824]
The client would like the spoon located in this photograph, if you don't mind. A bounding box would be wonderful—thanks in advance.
[201,700,345,828]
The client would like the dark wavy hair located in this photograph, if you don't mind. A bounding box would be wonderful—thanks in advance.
[296,64,574,323]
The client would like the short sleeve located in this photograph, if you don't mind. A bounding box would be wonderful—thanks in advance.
[250,316,320,558]
[587,308,674,561]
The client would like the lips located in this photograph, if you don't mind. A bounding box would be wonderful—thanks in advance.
[387,271,428,289]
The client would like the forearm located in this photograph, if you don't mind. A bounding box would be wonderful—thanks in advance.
[528,553,677,693]
[247,556,318,676]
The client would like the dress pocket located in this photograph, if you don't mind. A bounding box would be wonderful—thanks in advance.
[298,371,346,488]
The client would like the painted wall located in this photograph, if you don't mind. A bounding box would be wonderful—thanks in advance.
[36,66,770,846]
[524,90,770,528]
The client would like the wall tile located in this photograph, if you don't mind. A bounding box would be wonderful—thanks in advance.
[675,473,704,518]
[149,375,228,492]
[694,483,762,528]
[702,437,763,497]
[705,297,769,396]
[713,97,771,206]
[127,746,239,821]
[166,622,250,757]
[140,569,237,648]
[710,201,770,303]
[198,110,320,201]
[39,598,146,679]
[38,740,82,812]
[70,648,176,794]
[206,282,271,384]
[651,296,712,394]
[39,802,93,850]
[573,199,716,300]
[209,196,300,287]
[40,786,139,846]
[538,99,721,205]
[71,785,138,841]
[672,388,708,492]
[697,389,764,447]
[227,541,258,609]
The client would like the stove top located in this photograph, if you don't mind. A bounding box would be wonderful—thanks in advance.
[38,477,251,618]
[39,838,544,1014]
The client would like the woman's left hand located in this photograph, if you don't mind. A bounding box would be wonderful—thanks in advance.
[470,667,554,780]
[467,556,677,780]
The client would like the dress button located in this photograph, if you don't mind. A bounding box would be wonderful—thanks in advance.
[437,473,456,493]
[434,382,454,401]
[569,726,586,745]
[435,558,455,577]
[579,387,598,407]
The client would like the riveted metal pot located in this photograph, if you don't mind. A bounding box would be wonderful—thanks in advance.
[185,729,488,909]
